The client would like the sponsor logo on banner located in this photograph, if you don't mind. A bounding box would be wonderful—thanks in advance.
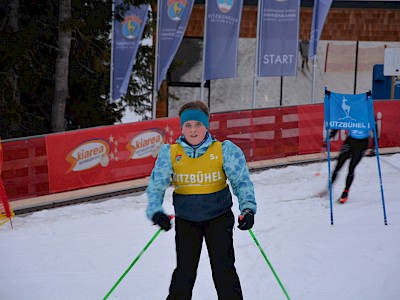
[339,96,356,121]
[127,129,166,160]
[217,0,234,13]
[329,96,368,129]
[168,0,188,21]
[121,15,143,39]
[66,140,111,173]
[112,3,148,100]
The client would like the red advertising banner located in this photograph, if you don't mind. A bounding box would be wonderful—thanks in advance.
[372,101,400,147]
[46,117,180,193]
[298,104,328,154]
[3,101,399,201]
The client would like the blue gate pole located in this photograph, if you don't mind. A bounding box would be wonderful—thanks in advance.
[373,126,388,225]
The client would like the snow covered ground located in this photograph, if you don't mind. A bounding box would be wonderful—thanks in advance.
[1,154,399,300]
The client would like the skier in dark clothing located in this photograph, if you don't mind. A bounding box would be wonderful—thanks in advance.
[324,128,373,203]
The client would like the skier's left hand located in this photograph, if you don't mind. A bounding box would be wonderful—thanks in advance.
[238,209,254,230]
[152,212,172,231]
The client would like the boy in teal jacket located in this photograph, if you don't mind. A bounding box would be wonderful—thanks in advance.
[146,101,256,300]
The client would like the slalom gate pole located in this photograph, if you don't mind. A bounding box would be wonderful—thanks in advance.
[103,215,174,300]
[248,229,291,300]
[372,129,388,226]
[326,133,334,226]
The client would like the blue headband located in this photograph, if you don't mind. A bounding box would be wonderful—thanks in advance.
[180,109,209,129]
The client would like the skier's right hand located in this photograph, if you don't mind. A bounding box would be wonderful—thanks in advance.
[152,212,172,231]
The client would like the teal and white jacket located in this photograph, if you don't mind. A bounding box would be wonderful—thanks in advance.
[146,133,257,221]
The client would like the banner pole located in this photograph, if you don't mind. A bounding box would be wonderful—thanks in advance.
[310,0,319,104]
[327,128,333,225]
[110,0,116,101]
[374,129,388,225]
[311,56,316,103]
[252,0,262,108]
[200,0,209,103]
[368,93,388,225]
[152,0,161,119]
[324,89,334,225]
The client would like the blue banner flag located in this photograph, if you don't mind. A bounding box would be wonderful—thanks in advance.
[156,0,194,91]
[324,91,375,131]
[204,0,243,80]
[112,2,149,100]
[257,0,300,77]
[309,0,333,58]
[323,90,387,227]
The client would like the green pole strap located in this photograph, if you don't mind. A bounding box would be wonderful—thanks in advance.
[249,229,291,300]
[103,227,163,300]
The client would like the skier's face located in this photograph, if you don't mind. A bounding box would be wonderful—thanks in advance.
[182,120,207,146]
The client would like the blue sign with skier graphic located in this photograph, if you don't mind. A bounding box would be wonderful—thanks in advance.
[324,91,376,131]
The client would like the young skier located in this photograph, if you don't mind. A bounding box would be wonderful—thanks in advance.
[146,100,257,300]
[325,128,372,203]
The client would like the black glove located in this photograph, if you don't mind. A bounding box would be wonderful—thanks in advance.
[152,212,171,231]
[237,209,254,231]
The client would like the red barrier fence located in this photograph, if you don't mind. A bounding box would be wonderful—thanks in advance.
[2,138,48,200]
[2,102,400,202]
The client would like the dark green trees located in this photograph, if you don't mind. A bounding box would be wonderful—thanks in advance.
[1,0,154,139]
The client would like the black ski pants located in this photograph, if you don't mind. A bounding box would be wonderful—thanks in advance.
[167,210,243,300]
[331,136,369,190]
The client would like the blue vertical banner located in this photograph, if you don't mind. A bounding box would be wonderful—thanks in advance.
[309,0,333,58]
[324,91,375,131]
[323,90,387,226]
[257,0,300,77]
[156,0,194,91]
[112,2,149,100]
[204,0,243,80]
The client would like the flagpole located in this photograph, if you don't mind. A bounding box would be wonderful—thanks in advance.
[152,0,161,119]
[311,56,316,103]
[110,0,116,101]
[311,0,319,104]
[252,0,262,109]
[200,0,208,103]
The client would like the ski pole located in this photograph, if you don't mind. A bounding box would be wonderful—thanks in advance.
[248,229,291,300]
[103,216,174,300]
